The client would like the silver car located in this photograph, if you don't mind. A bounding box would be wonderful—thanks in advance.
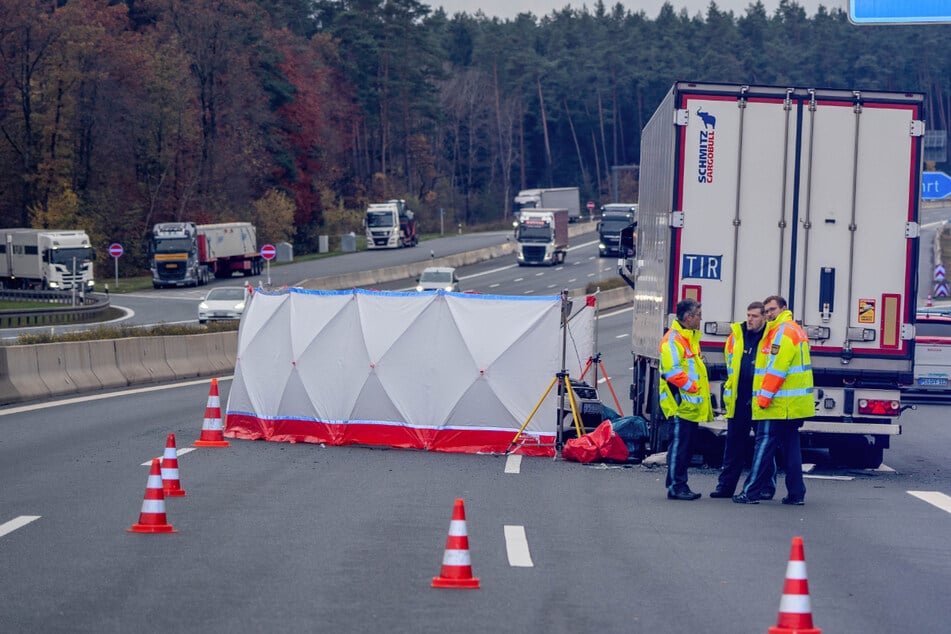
[198,286,247,324]
[415,267,460,292]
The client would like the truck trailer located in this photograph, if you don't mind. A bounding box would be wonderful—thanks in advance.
[516,208,568,266]
[364,199,418,249]
[0,229,95,291]
[621,81,924,468]
[150,222,262,288]
[514,187,581,223]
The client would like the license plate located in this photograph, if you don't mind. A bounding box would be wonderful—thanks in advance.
[917,377,948,386]
[582,403,601,414]
[165,263,178,269]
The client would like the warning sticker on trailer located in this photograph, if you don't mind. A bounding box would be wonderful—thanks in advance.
[858,299,876,324]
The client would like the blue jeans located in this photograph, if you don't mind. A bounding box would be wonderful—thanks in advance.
[743,419,806,500]
[665,416,696,494]
[717,413,776,496]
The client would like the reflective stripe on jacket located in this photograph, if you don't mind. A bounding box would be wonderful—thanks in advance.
[722,322,743,419]
[752,310,815,421]
[658,320,712,422]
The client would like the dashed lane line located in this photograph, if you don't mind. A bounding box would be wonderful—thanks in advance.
[504,454,522,474]
[504,525,534,567]
[908,491,951,514]
[0,515,41,538]
[141,447,197,466]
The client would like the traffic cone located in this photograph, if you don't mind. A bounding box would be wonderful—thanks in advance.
[432,498,480,589]
[128,458,176,533]
[927,293,933,307]
[768,536,820,634]
[194,378,229,447]
[161,433,186,497]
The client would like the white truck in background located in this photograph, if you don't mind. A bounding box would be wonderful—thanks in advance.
[619,81,924,469]
[0,229,95,291]
[513,187,581,223]
[150,222,262,288]
[364,199,418,249]
[515,208,568,266]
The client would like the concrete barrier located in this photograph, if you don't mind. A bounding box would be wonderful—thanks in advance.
[35,343,80,396]
[163,336,202,380]
[114,337,176,384]
[61,341,106,392]
[2,345,51,403]
[87,340,128,390]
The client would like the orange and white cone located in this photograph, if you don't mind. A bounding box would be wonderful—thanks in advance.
[194,378,229,447]
[161,433,186,497]
[768,536,820,634]
[432,498,480,589]
[128,458,176,533]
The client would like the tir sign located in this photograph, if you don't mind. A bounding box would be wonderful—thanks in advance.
[682,254,722,280]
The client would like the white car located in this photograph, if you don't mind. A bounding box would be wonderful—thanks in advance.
[910,309,951,391]
[198,286,247,324]
[416,267,460,292]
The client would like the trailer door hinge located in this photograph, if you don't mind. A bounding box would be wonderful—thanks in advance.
[670,211,685,228]
[905,222,920,238]
[909,120,925,137]
[901,324,915,340]
[675,109,690,126]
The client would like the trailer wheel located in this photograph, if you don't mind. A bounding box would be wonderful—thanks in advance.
[829,436,884,469]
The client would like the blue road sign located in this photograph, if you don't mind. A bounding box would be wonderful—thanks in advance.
[922,172,951,200]
[850,1,951,24]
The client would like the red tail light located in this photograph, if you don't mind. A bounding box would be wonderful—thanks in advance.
[857,399,900,415]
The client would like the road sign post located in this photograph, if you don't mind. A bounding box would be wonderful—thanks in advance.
[260,243,276,286]
[922,172,951,200]
[108,243,123,290]
[849,1,951,24]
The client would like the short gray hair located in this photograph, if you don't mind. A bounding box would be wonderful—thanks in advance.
[676,298,701,322]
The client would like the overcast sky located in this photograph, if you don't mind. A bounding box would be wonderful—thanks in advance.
[431,0,848,20]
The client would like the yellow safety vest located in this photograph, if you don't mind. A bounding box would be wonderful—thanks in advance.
[752,310,815,421]
[722,322,744,419]
[658,320,712,422]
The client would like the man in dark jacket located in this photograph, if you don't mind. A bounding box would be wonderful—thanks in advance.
[710,301,775,499]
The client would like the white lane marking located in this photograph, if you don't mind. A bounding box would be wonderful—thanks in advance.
[141,447,197,466]
[802,463,816,473]
[504,525,534,567]
[568,278,577,283]
[875,464,896,473]
[547,284,557,289]
[615,334,627,339]
[804,474,854,481]
[489,283,500,288]
[908,491,951,514]
[524,290,535,294]
[0,515,41,538]
[0,376,233,416]
[535,272,544,277]
[504,454,522,474]
[514,278,524,282]
[921,220,946,230]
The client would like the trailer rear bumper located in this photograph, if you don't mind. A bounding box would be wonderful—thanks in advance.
[700,420,901,436]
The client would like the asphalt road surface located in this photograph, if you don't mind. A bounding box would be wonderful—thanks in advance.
[0,378,948,633]
[2,251,950,633]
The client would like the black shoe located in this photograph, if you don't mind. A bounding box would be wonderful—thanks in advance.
[668,490,701,501]
[781,496,805,506]
[732,493,759,504]
[709,488,733,498]
[759,491,775,501]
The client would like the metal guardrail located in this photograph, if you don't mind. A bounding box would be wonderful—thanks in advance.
[0,290,110,328]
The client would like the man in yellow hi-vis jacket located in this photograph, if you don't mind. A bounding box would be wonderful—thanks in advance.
[733,295,815,505]
[658,298,712,500]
